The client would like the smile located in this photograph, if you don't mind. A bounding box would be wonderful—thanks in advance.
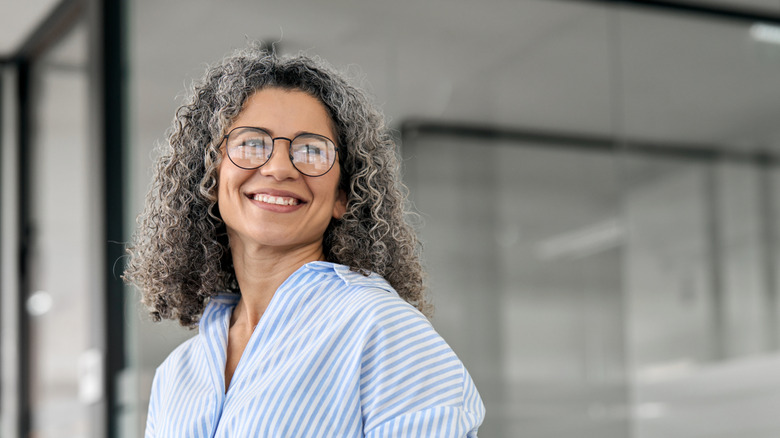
[252,194,301,206]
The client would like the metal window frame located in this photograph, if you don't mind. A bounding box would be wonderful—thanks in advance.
[576,0,780,24]
[401,119,780,164]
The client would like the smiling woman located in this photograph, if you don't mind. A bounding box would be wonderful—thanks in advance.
[123,46,485,437]
[216,89,346,263]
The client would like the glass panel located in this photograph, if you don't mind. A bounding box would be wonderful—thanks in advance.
[719,161,770,357]
[621,152,780,438]
[27,17,100,438]
[404,133,628,438]
[618,5,780,437]
[622,157,716,369]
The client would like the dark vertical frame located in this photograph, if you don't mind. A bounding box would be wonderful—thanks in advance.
[16,58,32,438]
[100,0,126,435]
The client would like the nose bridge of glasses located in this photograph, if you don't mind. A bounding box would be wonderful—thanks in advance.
[271,136,295,157]
[272,136,294,144]
[262,136,297,173]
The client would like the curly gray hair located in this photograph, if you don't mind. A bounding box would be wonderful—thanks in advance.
[123,47,429,327]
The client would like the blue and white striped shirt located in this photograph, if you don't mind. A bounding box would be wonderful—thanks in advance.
[146,261,485,437]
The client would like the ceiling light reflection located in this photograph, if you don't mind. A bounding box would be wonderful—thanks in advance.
[750,23,780,45]
[26,290,53,316]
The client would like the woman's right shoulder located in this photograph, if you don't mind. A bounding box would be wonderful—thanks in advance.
[155,334,201,373]
[155,293,236,373]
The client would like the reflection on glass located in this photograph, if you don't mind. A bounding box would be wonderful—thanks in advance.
[623,154,780,438]
[405,133,628,438]
[122,0,780,436]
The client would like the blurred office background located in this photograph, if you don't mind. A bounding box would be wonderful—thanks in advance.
[3,0,780,437]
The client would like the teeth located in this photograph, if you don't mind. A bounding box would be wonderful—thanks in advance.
[252,194,300,206]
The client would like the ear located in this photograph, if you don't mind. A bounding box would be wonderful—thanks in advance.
[332,189,348,219]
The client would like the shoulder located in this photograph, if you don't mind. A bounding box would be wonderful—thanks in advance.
[153,333,200,379]
[309,262,429,330]
[154,293,236,376]
[331,266,486,434]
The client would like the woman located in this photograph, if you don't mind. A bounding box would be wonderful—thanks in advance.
[124,46,485,437]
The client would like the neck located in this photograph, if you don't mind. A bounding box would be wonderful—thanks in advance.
[228,238,325,328]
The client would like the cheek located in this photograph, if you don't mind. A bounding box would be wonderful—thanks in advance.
[321,172,343,201]
[333,190,347,219]
[216,164,242,211]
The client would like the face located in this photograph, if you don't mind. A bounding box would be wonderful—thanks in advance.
[217,87,347,254]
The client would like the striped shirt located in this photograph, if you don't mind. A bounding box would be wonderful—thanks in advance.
[146,261,485,437]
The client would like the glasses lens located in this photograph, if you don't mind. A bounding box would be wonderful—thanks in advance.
[226,128,273,169]
[290,135,337,176]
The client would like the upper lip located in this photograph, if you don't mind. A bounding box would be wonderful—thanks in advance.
[245,188,306,202]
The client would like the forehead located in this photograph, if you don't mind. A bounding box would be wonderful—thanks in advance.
[229,87,336,140]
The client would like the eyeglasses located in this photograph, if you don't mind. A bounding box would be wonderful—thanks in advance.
[222,126,339,177]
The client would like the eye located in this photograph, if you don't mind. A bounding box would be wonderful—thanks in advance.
[302,144,323,155]
[232,138,272,158]
[293,143,328,164]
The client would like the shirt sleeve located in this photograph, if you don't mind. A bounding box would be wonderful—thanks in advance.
[359,298,485,437]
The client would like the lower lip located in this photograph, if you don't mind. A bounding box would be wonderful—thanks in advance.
[247,197,305,213]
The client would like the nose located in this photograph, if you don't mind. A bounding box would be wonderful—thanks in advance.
[258,138,298,180]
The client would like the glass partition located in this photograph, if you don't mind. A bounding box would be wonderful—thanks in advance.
[124,0,780,436]
[403,133,627,437]
[617,5,780,438]
[26,17,102,438]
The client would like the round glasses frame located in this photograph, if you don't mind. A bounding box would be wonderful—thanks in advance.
[221,126,340,177]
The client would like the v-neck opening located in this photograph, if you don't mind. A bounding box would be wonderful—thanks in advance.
[221,261,326,397]
[200,261,390,400]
